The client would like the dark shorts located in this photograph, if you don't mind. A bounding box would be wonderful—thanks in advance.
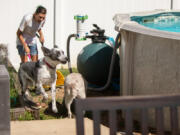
[17,44,38,56]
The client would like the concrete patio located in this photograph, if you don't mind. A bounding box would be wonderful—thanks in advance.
[11,118,119,135]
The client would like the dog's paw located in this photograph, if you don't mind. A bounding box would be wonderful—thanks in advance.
[68,113,72,119]
[52,107,58,113]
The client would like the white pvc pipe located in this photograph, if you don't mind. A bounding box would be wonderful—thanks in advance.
[171,0,173,10]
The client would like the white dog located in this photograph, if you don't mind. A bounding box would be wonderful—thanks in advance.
[64,73,86,118]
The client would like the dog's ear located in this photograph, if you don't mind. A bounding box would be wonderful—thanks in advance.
[41,46,51,56]
[54,45,59,48]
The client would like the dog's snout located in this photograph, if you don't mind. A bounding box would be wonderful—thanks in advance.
[60,56,68,64]
[65,57,68,61]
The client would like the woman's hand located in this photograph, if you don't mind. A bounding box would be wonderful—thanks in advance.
[24,46,30,54]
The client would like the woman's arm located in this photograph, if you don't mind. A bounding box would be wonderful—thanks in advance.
[38,29,44,45]
[17,29,30,54]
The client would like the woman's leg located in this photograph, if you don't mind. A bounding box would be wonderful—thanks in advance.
[31,55,38,62]
[17,45,27,63]
[20,55,28,63]
[29,44,38,62]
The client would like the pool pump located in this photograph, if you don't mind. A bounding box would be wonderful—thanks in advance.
[67,15,121,91]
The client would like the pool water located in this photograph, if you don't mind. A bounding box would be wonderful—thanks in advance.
[131,12,180,33]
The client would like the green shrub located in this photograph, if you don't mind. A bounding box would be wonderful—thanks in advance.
[8,67,20,108]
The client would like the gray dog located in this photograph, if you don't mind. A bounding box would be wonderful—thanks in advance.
[18,46,67,113]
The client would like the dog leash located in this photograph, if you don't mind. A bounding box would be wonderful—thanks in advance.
[27,53,32,62]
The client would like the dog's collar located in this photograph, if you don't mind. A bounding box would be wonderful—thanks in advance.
[43,59,55,69]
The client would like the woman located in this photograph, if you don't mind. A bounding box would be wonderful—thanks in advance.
[16,5,46,63]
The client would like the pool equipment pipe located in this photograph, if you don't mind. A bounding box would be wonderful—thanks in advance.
[67,15,88,73]
[67,34,76,73]
[67,20,121,91]
[53,0,56,46]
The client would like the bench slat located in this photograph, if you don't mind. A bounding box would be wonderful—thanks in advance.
[125,109,133,135]
[141,109,148,135]
[156,107,164,135]
[93,110,101,135]
[170,106,179,135]
[109,110,117,135]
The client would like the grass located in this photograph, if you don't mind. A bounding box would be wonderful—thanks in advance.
[39,110,56,120]
[18,111,35,121]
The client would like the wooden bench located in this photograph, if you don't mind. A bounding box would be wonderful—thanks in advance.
[75,94,180,135]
